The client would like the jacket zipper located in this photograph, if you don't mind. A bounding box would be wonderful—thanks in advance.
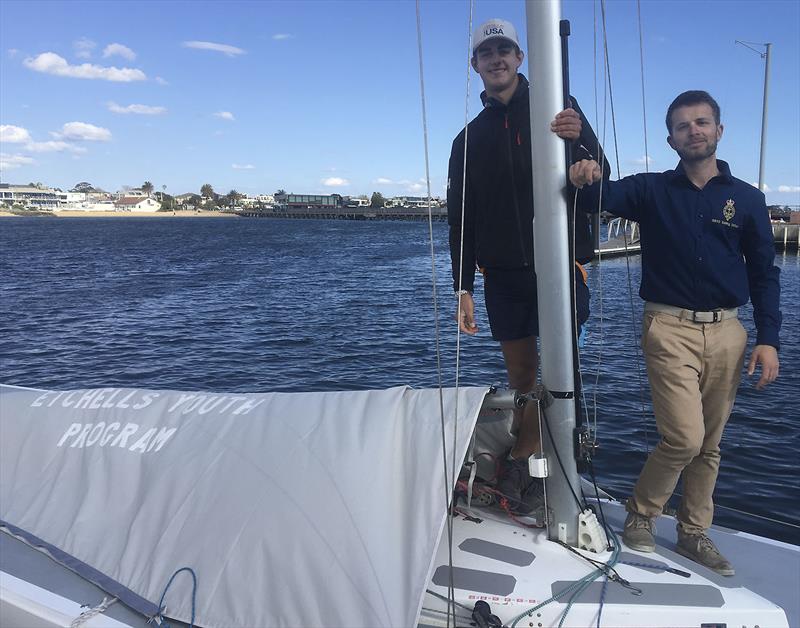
[505,112,529,267]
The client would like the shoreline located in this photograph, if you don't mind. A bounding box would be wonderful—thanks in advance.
[0,210,238,218]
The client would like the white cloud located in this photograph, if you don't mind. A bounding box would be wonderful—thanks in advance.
[182,41,245,57]
[73,37,96,59]
[24,140,86,154]
[103,43,136,61]
[55,122,112,141]
[396,178,428,193]
[777,185,800,193]
[272,34,293,40]
[232,164,255,170]
[214,111,235,121]
[633,155,654,167]
[1,124,32,143]
[322,177,349,187]
[155,76,168,85]
[23,52,146,82]
[0,153,35,170]
[750,181,771,192]
[107,101,167,115]
[374,177,394,184]
[1,125,86,154]
[8,49,19,58]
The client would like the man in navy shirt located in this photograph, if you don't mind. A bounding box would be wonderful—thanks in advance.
[569,90,780,576]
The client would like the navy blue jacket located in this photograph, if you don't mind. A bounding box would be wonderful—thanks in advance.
[576,160,781,349]
[447,74,607,293]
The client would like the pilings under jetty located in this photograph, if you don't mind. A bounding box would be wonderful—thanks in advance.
[238,207,447,221]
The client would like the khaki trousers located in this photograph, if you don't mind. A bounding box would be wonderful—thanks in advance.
[627,311,747,534]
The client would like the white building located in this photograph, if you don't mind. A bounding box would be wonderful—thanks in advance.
[0,184,60,208]
[114,197,162,212]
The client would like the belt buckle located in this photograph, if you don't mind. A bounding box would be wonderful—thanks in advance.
[692,309,722,323]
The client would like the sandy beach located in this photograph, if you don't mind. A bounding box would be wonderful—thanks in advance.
[0,210,238,218]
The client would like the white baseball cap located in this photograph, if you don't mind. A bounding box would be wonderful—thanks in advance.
[472,18,520,53]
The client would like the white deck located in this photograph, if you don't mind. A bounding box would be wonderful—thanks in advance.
[421,498,798,627]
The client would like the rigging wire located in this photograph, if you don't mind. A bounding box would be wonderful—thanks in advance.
[637,0,650,174]
[451,4,475,619]
[414,2,456,625]
[588,0,605,444]
[415,1,476,624]
[598,0,652,453]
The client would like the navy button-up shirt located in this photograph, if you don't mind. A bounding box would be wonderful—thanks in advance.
[577,160,781,349]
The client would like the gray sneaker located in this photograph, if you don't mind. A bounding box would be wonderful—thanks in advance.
[496,456,531,514]
[622,511,656,552]
[675,530,735,577]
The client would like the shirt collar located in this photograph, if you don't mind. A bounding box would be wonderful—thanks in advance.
[668,159,734,185]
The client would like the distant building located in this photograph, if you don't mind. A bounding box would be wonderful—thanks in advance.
[274,193,342,209]
[342,196,370,208]
[387,196,439,208]
[113,189,148,200]
[0,184,60,208]
[114,197,162,212]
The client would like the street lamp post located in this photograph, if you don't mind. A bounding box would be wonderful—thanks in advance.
[736,40,772,193]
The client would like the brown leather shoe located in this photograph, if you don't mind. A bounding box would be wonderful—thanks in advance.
[675,530,735,577]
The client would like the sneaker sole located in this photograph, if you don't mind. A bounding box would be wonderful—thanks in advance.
[674,545,735,577]
[622,535,656,552]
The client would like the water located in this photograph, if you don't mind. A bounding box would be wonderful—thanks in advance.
[1,217,798,544]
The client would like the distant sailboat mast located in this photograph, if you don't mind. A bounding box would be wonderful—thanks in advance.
[525,0,582,545]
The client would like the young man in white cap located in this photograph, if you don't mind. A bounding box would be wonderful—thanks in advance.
[447,18,607,516]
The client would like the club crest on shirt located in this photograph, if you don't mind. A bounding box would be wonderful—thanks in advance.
[723,198,736,221]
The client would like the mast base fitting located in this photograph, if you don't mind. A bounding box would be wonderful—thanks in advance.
[578,509,609,553]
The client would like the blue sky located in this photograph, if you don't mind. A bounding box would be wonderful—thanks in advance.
[1,0,798,205]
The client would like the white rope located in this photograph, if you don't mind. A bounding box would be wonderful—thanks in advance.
[70,596,117,628]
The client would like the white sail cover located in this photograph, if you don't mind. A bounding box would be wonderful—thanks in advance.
[0,383,488,628]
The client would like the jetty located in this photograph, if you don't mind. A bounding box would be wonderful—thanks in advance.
[594,218,800,258]
[238,206,448,221]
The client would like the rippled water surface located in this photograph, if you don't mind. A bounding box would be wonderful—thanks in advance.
[1,216,798,543]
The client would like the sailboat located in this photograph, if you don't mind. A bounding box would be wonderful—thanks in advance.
[1,2,797,627]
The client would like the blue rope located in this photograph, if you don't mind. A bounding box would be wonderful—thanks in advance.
[596,572,610,628]
[618,559,691,578]
[154,567,198,628]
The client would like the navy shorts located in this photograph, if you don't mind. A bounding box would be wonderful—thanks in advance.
[483,266,590,342]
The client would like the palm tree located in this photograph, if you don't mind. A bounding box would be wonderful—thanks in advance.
[227,189,241,208]
[200,183,214,199]
[142,181,154,197]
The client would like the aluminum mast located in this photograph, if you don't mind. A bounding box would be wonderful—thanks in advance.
[525,0,582,545]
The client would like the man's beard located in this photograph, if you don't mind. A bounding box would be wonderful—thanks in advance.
[676,137,718,163]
